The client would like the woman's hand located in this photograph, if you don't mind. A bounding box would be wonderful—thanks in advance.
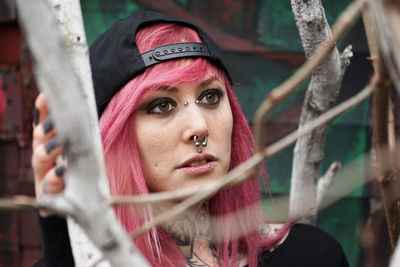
[32,93,66,216]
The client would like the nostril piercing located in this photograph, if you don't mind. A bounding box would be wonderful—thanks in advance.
[194,135,201,147]
[193,135,208,153]
[202,136,207,147]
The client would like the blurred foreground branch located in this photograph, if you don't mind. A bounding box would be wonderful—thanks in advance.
[363,3,400,249]
[15,0,149,265]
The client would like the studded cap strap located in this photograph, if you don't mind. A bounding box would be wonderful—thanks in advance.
[141,42,210,67]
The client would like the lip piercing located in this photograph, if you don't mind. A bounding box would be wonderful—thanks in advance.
[194,135,208,153]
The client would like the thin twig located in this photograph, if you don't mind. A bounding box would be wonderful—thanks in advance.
[130,84,373,237]
[0,83,372,215]
[317,162,342,206]
[0,196,37,211]
[262,85,373,158]
[363,2,400,249]
[110,85,372,208]
[368,0,400,95]
[0,84,374,241]
[253,0,367,151]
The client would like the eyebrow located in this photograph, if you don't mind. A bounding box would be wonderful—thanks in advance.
[199,77,222,87]
[158,77,222,92]
[158,77,222,91]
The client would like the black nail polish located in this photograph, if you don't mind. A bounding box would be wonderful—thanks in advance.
[42,117,54,134]
[45,136,59,154]
[55,165,66,177]
[43,179,48,193]
[33,106,39,126]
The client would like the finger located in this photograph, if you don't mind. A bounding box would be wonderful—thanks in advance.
[32,116,56,149]
[32,136,63,179]
[34,92,49,125]
[38,164,66,217]
[42,164,66,194]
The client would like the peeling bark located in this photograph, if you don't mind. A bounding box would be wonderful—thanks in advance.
[15,0,149,265]
[289,0,350,223]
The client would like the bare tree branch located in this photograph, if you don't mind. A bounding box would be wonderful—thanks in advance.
[0,196,37,211]
[130,84,373,237]
[368,0,400,94]
[363,2,400,249]
[289,0,354,223]
[44,0,114,265]
[253,0,367,151]
[15,0,149,265]
[316,162,341,207]
[0,81,373,214]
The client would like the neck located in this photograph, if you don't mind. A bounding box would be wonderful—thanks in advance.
[157,201,219,266]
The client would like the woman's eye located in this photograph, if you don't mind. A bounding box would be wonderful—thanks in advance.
[146,98,176,114]
[197,89,223,105]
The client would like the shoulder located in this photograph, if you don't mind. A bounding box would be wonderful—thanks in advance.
[290,223,341,245]
[258,223,349,267]
[287,223,347,256]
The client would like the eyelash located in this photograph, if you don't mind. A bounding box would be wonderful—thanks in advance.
[146,97,177,115]
[197,89,223,106]
[145,88,223,115]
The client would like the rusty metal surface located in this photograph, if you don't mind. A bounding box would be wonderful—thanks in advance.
[0,12,40,266]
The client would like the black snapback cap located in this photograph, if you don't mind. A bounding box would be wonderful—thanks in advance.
[89,10,232,117]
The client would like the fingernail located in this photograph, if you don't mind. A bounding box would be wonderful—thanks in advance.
[45,136,60,154]
[55,165,66,177]
[33,106,39,126]
[42,117,54,134]
[43,179,48,193]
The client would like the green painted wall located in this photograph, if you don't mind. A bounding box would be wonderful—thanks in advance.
[81,1,376,265]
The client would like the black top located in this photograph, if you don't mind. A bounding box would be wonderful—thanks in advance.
[32,217,349,267]
[254,223,349,267]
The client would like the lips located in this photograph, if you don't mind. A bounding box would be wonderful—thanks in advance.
[178,154,217,175]
[179,154,216,168]
[188,159,207,167]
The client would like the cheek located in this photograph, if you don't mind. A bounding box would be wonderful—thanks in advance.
[210,102,233,169]
[218,103,233,148]
[135,120,172,184]
[137,129,164,160]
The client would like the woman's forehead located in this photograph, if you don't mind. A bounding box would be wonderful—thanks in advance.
[156,76,224,92]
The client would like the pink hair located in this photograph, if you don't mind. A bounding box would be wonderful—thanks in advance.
[100,23,287,266]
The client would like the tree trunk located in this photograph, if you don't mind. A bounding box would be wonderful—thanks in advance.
[46,0,112,265]
[15,0,149,265]
[289,0,347,223]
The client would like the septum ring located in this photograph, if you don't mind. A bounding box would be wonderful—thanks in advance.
[194,135,208,153]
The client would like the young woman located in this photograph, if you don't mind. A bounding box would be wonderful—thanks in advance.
[32,10,349,267]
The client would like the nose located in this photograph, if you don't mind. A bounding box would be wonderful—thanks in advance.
[182,106,209,145]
